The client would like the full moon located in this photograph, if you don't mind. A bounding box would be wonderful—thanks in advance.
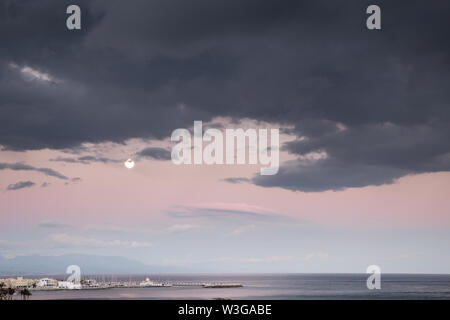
[124,159,135,169]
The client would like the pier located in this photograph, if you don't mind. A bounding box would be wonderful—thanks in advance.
[29,280,243,291]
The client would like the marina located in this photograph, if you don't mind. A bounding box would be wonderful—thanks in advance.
[23,277,244,292]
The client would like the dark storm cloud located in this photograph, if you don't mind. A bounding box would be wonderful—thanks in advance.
[254,122,450,191]
[253,159,411,192]
[1,0,450,191]
[6,180,35,191]
[137,147,171,161]
[0,162,69,180]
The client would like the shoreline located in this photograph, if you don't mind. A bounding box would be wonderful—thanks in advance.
[29,282,243,291]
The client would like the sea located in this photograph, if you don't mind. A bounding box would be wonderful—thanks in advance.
[22,273,450,300]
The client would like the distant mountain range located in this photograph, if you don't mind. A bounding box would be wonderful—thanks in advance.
[0,254,185,276]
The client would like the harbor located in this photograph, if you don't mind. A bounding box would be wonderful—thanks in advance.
[0,277,244,292]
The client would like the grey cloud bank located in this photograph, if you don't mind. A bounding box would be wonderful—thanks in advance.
[1,0,449,191]
[137,147,172,161]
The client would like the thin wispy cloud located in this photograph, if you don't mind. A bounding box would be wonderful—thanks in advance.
[47,233,152,249]
[166,203,303,225]
[38,220,72,229]
[6,180,35,191]
[0,239,26,248]
[50,156,121,165]
[227,224,256,236]
[222,177,251,184]
[167,224,199,233]
[0,162,68,180]
[213,252,329,263]
[10,63,60,84]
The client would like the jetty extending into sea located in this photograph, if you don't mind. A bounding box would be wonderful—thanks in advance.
[29,279,243,291]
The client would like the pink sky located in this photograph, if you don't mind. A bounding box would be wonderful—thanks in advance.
[2,142,450,231]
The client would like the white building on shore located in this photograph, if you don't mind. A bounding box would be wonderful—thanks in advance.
[57,281,82,289]
[36,278,58,288]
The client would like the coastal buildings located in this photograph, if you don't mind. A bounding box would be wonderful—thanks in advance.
[1,277,85,290]
[1,276,243,291]
[36,278,58,288]
[57,281,82,289]
[139,277,172,287]
[0,277,38,289]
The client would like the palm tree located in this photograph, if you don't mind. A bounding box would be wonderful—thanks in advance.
[7,288,15,300]
[20,288,31,300]
[0,282,6,300]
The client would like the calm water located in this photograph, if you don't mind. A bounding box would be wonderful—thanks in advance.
[25,274,450,300]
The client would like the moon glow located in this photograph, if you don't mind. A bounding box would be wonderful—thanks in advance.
[124,159,135,169]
